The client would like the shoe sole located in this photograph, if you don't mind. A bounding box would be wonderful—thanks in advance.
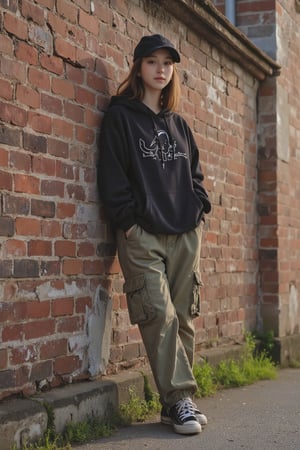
[161,416,172,425]
[173,421,202,435]
[161,415,207,426]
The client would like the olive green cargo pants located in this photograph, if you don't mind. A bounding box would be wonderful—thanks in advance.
[116,223,203,408]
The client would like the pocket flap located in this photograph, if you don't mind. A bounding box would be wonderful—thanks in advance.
[194,271,203,287]
[123,273,145,293]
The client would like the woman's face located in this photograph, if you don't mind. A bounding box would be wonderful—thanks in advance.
[139,48,174,93]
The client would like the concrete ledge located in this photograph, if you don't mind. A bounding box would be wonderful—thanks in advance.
[273,334,300,367]
[34,379,118,434]
[0,371,151,449]
[197,343,245,367]
[0,399,47,450]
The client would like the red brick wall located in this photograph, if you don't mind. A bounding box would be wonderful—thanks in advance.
[275,0,300,336]
[0,0,263,398]
[213,0,300,337]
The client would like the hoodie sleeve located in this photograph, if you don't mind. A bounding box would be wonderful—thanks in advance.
[97,107,136,231]
[188,127,211,215]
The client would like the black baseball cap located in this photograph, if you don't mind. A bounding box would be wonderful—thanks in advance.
[133,34,180,62]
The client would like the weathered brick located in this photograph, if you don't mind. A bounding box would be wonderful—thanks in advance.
[0,124,21,147]
[56,160,75,179]
[47,137,69,158]
[2,323,23,342]
[28,67,51,91]
[14,174,40,194]
[23,319,55,339]
[83,260,104,275]
[51,297,74,316]
[75,86,95,106]
[55,240,76,257]
[52,78,75,99]
[41,220,61,237]
[29,23,53,53]
[53,118,73,139]
[40,338,68,359]
[79,9,99,34]
[21,0,45,26]
[0,260,13,278]
[56,0,78,23]
[75,296,92,313]
[10,344,39,364]
[0,148,9,168]
[62,259,83,275]
[31,199,55,218]
[41,260,61,277]
[28,239,52,256]
[41,179,64,197]
[28,112,52,134]
[0,370,15,389]
[30,360,53,382]
[54,355,80,375]
[40,54,64,75]
[57,315,81,333]
[0,102,27,126]
[64,101,84,123]
[0,170,13,190]
[41,93,63,115]
[4,12,28,40]
[66,184,85,201]
[14,259,39,278]
[0,78,13,100]
[54,37,76,62]
[5,239,26,257]
[77,242,94,257]
[15,40,39,66]
[0,349,8,369]
[76,125,95,144]
[1,56,26,82]
[9,150,31,171]
[15,217,40,235]
[56,202,75,219]
[32,155,55,176]
[0,217,14,236]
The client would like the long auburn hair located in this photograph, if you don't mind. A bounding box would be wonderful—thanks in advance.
[117,57,181,111]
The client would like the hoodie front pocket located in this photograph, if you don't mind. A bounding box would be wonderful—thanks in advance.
[123,273,156,325]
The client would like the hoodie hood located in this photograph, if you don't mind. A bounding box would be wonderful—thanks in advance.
[108,95,173,118]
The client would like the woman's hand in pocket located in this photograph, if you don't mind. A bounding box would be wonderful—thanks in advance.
[125,224,136,239]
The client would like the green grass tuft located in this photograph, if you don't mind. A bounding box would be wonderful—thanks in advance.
[193,333,277,394]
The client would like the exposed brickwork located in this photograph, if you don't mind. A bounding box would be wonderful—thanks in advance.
[212,0,300,338]
[0,0,298,400]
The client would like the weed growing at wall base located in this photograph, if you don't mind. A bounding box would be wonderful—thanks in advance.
[193,333,277,397]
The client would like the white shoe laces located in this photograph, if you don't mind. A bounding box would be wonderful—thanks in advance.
[175,398,195,421]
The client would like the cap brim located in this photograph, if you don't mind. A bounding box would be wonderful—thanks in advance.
[144,45,180,62]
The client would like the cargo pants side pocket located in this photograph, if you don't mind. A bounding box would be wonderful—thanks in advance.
[190,271,203,317]
[123,273,156,325]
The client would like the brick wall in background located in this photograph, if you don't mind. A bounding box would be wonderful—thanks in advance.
[0,0,279,399]
[212,0,300,339]
[274,0,300,337]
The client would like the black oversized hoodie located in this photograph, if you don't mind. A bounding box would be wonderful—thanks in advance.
[97,96,211,235]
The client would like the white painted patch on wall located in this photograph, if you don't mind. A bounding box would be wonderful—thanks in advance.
[87,285,112,377]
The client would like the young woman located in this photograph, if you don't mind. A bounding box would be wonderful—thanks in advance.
[98,34,211,435]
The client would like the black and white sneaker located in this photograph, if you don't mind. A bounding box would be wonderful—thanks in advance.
[161,402,208,426]
[169,397,202,434]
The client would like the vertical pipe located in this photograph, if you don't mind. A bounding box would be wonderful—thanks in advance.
[225,0,236,26]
